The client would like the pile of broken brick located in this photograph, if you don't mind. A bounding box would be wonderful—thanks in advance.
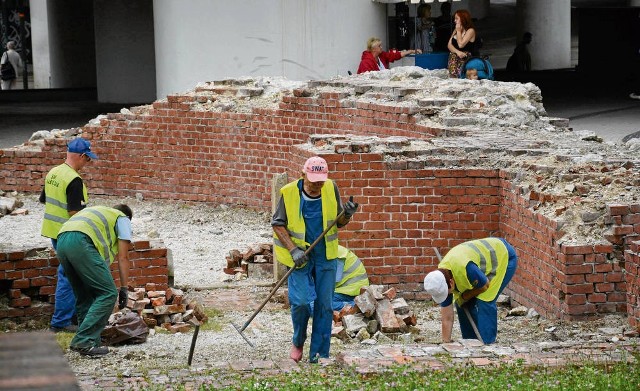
[114,283,208,334]
[224,243,273,280]
[331,285,417,344]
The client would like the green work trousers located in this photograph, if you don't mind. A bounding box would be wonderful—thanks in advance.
[56,231,117,349]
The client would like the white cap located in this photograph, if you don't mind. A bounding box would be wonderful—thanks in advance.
[424,270,448,304]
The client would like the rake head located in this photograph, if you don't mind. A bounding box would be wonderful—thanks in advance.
[232,322,255,348]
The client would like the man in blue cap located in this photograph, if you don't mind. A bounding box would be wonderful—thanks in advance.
[40,137,98,333]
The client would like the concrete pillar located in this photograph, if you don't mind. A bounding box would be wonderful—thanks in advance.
[93,0,156,103]
[516,0,571,70]
[29,0,50,89]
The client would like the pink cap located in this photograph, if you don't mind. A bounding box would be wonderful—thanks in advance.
[303,156,329,182]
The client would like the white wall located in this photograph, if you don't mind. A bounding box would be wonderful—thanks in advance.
[30,0,50,89]
[94,0,156,103]
[153,0,386,99]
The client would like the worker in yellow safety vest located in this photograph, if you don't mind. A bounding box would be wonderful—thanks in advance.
[56,204,133,357]
[272,156,358,363]
[423,238,518,344]
[40,137,97,333]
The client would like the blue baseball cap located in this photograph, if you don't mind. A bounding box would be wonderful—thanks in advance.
[67,137,98,160]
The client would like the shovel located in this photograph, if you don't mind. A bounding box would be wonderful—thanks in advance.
[232,209,347,347]
[432,247,484,344]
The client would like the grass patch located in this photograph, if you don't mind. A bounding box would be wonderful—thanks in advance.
[196,359,640,391]
[55,331,74,350]
[199,307,224,332]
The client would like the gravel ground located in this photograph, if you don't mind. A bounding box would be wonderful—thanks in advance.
[0,192,632,376]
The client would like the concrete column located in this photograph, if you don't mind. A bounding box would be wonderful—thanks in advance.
[517,0,571,70]
[29,0,50,89]
[94,0,156,103]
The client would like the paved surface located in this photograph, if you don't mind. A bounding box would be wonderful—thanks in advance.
[71,338,638,390]
[0,332,80,391]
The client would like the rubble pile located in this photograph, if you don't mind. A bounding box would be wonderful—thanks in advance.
[223,242,273,280]
[124,283,208,333]
[0,190,26,217]
[331,285,418,344]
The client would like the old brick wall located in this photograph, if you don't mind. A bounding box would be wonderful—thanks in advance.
[1,81,640,326]
[0,240,168,321]
[627,240,640,330]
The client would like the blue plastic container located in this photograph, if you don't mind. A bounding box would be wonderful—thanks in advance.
[413,52,449,70]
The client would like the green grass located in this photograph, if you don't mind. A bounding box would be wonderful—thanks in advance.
[195,360,640,391]
[200,307,224,332]
[54,330,74,350]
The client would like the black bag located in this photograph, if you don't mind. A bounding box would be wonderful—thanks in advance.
[0,53,15,81]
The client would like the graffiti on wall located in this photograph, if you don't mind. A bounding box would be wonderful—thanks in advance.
[0,3,31,63]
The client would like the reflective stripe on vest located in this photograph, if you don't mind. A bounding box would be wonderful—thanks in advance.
[439,238,508,304]
[335,246,369,296]
[59,206,124,264]
[274,178,338,268]
[41,163,88,239]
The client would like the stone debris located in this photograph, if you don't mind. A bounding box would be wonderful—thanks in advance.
[332,285,418,343]
[0,190,23,217]
[121,283,208,333]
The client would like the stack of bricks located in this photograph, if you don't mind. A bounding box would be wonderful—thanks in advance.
[126,283,207,333]
[0,240,169,321]
[332,285,417,341]
[223,243,273,279]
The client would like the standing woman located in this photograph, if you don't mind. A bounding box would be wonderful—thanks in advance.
[447,9,477,78]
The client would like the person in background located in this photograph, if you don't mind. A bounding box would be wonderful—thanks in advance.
[41,137,97,333]
[447,9,478,78]
[357,37,420,74]
[414,3,435,54]
[423,238,518,344]
[506,32,533,72]
[309,245,370,313]
[433,1,453,52]
[1,40,23,90]
[272,156,358,363]
[465,68,478,80]
[56,204,133,357]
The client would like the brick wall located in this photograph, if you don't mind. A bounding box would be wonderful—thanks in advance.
[627,241,640,330]
[1,84,640,327]
[0,240,168,321]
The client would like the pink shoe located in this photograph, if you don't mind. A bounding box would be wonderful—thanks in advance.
[290,344,303,362]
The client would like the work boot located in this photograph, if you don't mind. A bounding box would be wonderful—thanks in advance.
[71,345,109,358]
[289,344,303,362]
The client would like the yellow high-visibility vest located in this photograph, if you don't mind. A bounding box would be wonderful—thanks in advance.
[439,238,508,305]
[335,245,369,296]
[41,163,88,239]
[59,206,125,264]
[273,179,338,268]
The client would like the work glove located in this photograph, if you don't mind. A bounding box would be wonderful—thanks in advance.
[344,196,359,219]
[290,247,308,268]
[118,287,128,309]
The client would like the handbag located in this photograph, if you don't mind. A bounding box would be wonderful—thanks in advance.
[1,53,16,81]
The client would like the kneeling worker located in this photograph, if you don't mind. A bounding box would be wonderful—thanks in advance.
[423,238,518,344]
[310,245,370,312]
